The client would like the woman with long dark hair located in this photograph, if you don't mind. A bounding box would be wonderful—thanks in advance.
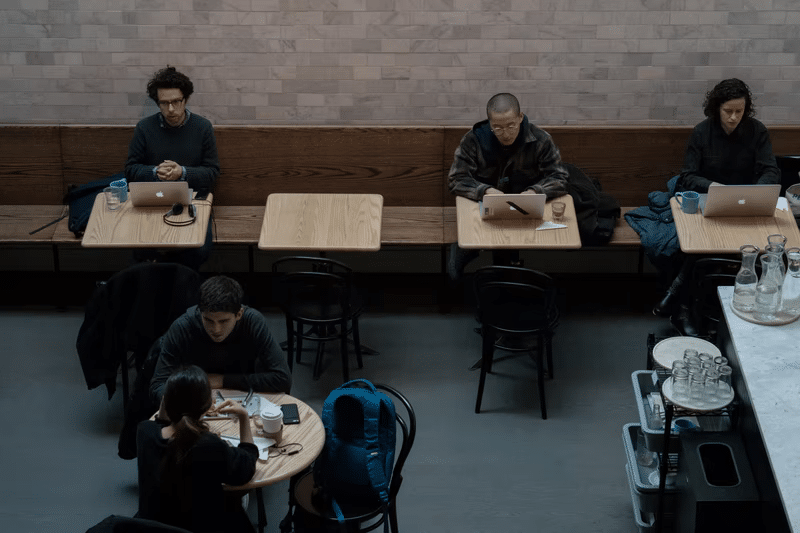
[136,365,258,532]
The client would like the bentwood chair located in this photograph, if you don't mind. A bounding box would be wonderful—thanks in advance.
[288,383,416,533]
[687,257,741,340]
[474,271,560,419]
[272,256,365,382]
[473,266,559,378]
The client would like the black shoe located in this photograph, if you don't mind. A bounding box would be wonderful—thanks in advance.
[670,305,699,337]
[653,290,678,317]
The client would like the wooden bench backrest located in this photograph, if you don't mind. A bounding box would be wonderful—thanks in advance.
[2,124,799,208]
[213,126,446,206]
[0,126,64,204]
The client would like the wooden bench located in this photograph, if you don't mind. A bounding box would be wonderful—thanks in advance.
[3,124,800,272]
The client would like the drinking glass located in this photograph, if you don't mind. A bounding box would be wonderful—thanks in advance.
[718,365,734,401]
[713,356,728,370]
[704,370,720,403]
[104,187,122,210]
[689,372,706,407]
[672,368,689,401]
[551,201,566,222]
[683,349,699,362]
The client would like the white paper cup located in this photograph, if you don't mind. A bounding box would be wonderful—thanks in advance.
[259,406,283,441]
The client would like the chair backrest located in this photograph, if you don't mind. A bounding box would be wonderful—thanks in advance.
[272,256,354,316]
[690,257,741,327]
[474,266,559,333]
[374,383,416,501]
[476,281,557,334]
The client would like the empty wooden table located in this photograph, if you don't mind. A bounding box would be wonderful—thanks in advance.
[455,195,581,250]
[258,193,383,252]
[81,192,213,248]
[670,198,800,254]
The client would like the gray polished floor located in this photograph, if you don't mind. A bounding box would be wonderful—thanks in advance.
[0,275,673,533]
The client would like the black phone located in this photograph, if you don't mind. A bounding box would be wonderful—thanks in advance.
[281,403,300,424]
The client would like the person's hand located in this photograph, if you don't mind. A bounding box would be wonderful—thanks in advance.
[484,187,503,195]
[207,373,224,389]
[156,160,183,181]
[214,399,249,420]
[521,189,537,195]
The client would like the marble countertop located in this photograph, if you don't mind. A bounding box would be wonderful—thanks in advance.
[718,286,800,533]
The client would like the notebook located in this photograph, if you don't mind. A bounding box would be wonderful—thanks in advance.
[700,184,781,217]
[129,181,191,207]
[479,193,547,220]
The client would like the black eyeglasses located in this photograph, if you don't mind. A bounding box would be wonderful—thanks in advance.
[158,97,185,109]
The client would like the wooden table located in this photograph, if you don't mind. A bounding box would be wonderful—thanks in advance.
[670,198,800,254]
[81,192,213,248]
[455,195,582,249]
[258,193,383,252]
[210,392,325,490]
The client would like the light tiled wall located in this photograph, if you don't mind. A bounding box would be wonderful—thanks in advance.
[2,0,800,125]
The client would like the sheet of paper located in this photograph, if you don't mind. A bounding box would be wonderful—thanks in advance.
[536,221,567,230]
[219,434,275,461]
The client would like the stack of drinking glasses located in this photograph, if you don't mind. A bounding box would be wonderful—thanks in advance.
[670,349,734,408]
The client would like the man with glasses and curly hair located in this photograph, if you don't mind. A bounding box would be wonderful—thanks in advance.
[124,66,220,269]
[447,93,569,279]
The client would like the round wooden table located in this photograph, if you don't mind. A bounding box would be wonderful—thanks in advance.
[208,391,325,490]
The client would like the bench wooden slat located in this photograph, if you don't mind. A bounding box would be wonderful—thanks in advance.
[381,206,444,245]
[0,205,66,242]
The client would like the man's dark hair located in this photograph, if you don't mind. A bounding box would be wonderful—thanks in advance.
[486,93,521,118]
[198,275,243,314]
[703,78,755,121]
[146,66,194,103]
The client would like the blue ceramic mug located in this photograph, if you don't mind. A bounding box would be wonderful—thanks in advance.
[675,191,700,214]
[109,178,128,203]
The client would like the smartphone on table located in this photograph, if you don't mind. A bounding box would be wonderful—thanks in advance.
[281,403,300,424]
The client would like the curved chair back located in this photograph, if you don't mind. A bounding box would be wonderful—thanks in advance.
[473,266,559,329]
[476,280,559,335]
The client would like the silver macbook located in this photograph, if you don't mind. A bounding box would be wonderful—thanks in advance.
[699,184,780,217]
[479,193,547,220]
[129,181,191,207]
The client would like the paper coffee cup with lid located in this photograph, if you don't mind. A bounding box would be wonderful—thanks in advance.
[259,405,283,441]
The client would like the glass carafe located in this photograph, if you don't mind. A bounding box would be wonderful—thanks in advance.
[755,253,783,321]
[782,247,800,315]
[765,242,786,278]
[732,244,759,312]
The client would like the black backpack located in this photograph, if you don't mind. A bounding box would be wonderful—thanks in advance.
[63,173,124,238]
[563,163,621,246]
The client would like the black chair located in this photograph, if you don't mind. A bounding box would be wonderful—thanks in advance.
[76,262,201,412]
[272,256,365,382]
[474,271,559,419]
[290,383,416,533]
[687,257,741,340]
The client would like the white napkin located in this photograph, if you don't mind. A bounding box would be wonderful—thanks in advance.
[777,197,789,211]
[536,221,567,230]
[219,434,275,461]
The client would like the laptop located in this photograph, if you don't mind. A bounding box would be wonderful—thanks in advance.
[700,184,781,217]
[129,181,192,207]
[479,193,547,220]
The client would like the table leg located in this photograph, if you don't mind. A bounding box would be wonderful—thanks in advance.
[255,487,266,533]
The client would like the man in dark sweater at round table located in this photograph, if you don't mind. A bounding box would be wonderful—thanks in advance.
[149,275,292,413]
[125,66,220,270]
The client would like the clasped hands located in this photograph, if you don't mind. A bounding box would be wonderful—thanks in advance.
[156,160,183,181]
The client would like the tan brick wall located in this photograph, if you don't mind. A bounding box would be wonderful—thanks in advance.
[2,0,799,125]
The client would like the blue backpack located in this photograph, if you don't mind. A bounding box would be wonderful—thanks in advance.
[314,379,396,529]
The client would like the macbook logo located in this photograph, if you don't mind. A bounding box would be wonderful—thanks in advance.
[156,191,164,198]
[738,199,746,205]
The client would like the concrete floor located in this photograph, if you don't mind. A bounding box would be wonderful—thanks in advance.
[0,274,676,533]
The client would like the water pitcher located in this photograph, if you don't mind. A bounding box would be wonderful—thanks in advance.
[732,244,759,312]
